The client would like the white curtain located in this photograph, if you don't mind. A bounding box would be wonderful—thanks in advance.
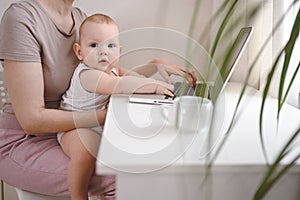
[211,0,299,107]
[262,0,300,107]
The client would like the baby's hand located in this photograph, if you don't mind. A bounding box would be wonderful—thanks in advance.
[155,82,174,97]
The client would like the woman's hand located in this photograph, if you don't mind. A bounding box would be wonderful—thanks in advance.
[96,107,108,125]
[149,58,197,87]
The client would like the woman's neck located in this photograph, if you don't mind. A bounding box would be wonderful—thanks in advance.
[37,0,75,34]
[37,0,73,17]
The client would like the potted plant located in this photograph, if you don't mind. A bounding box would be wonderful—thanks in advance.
[185,0,299,199]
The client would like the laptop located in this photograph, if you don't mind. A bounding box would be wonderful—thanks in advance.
[129,27,253,105]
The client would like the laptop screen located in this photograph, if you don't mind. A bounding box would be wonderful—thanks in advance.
[220,27,253,83]
[209,27,253,101]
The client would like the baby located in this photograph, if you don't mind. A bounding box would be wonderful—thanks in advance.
[58,13,174,200]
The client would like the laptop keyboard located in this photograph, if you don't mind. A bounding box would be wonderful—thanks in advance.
[166,82,210,99]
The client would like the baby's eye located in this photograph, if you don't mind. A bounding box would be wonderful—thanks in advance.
[108,43,117,48]
[90,43,97,48]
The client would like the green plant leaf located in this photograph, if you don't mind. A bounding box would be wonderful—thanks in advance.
[278,8,300,114]
[254,126,300,200]
[259,49,284,163]
[209,0,238,61]
[185,0,202,70]
[259,3,300,164]
[254,123,300,200]
[197,0,232,44]
[214,0,295,164]
[185,1,300,199]
[280,61,300,109]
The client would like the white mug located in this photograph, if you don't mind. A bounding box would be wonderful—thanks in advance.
[160,96,213,132]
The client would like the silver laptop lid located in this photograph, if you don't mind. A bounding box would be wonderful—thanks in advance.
[209,26,253,101]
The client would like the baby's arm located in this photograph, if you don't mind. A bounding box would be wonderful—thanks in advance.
[118,67,146,77]
[79,69,174,96]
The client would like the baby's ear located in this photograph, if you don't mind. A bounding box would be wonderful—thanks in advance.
[73,43,83,60]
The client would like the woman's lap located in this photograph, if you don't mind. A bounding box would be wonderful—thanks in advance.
[0,112,116,197]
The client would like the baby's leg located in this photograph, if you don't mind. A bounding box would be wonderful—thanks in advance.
[60,128,101,200]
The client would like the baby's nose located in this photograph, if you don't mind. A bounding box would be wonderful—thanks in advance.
[98,50,108,56]
[97,47,108,55]
[100,52,108,56]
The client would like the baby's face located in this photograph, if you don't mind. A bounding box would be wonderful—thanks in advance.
[79,21,120,72]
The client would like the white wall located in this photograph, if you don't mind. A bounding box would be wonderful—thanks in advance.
[73,0,214,83]
[0,1,12,16]
[0,0,248,84]
[0,0,213,82]
[1,0,299,107]
[0,0,212,43]
[74,0,210,34]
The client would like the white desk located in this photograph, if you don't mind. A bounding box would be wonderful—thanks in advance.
[95,82,300,200]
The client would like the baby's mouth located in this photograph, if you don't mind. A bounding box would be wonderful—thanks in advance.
[98,59,109,65]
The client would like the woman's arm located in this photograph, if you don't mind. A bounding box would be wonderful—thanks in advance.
[4,60,107,134]
[80,69,174,96]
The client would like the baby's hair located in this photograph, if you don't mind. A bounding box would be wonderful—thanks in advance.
[82,13,115,25]
[79,13,117,40]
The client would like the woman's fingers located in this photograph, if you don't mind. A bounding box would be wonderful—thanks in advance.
[171,65,197,87]
[152,59,198,87]
[187,70,197,87]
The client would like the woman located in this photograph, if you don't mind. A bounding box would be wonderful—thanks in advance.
[0,0,196,198]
